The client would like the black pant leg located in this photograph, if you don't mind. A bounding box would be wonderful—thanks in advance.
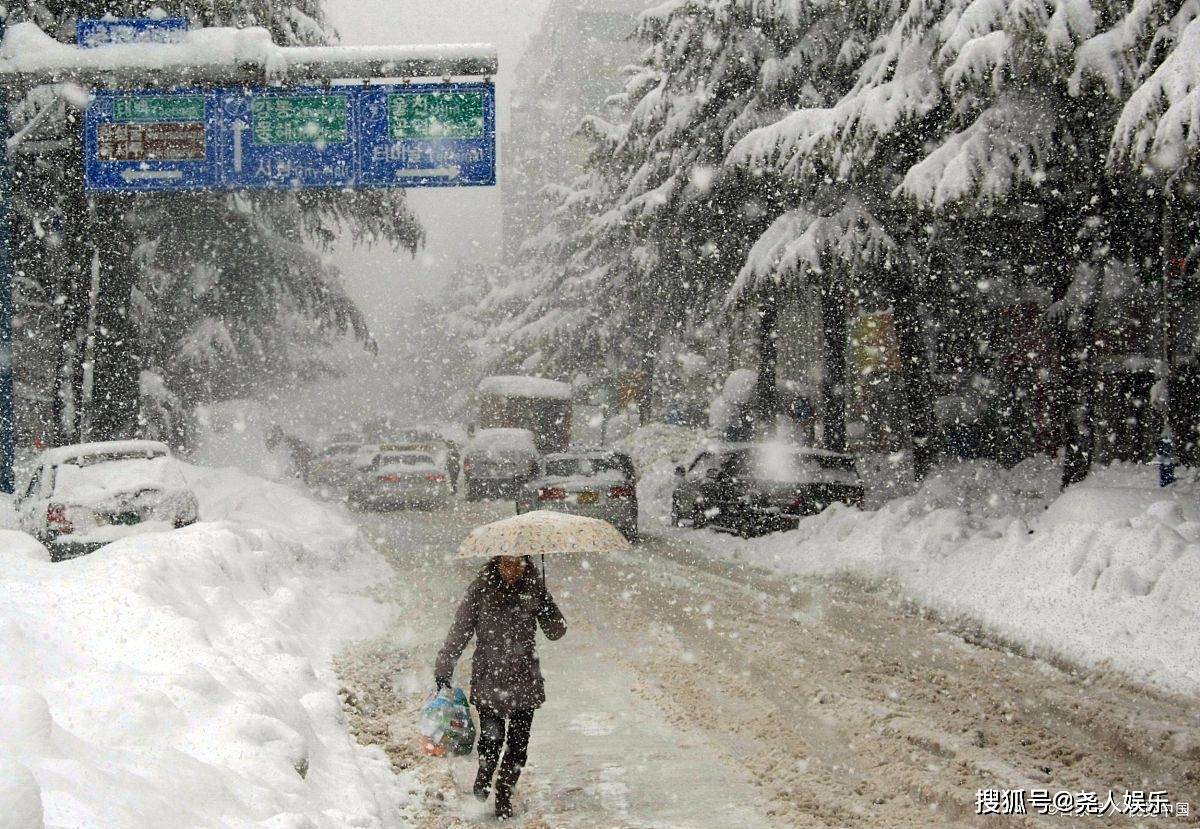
[497,708,535,788]
[476,707,506,781]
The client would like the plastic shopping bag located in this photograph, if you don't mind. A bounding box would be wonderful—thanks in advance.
[417,686,476,757]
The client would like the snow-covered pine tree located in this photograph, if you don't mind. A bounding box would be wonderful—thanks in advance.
[480,0,881,416]
[729,0,1172,483]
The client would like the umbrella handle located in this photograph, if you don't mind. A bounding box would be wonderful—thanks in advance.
[541,553,546,591]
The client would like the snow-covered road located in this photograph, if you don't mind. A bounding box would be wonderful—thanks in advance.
[337,501,1200,828]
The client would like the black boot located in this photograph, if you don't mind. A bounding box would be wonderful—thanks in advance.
[494,782,514,820]
[494,762,521,820]
[474,757,497,801]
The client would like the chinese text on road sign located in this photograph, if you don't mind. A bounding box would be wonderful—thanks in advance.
[83,83,496,192]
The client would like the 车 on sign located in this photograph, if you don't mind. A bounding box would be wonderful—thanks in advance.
[97,123,206,161]
[251,95,349,145]
[389,92,485,140]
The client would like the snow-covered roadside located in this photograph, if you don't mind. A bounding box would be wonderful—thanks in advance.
[622,424,1200,698]
[0,460,415,829]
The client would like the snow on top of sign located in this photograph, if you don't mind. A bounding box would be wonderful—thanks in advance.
[478,375,573,400]
[1,22,271,72]
[0,21,496,77]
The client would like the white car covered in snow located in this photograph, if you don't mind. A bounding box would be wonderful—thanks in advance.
[17,440,199,561]
[307,440,361,489]
[346,450,451,510]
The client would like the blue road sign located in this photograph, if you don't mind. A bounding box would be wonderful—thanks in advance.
[83,83,496,193]
[77,17,189,48]
[214,87,357,190]
[84,90,218,192]
[358,82,496,187]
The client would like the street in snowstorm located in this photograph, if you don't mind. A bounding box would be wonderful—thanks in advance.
[5,0,1200,826]
[336,497,1200,828]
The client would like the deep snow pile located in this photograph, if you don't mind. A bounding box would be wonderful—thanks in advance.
[0,461,414,829]
[615,422,707,522]
[621,424,1200,696]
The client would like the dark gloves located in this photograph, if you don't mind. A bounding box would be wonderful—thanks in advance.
[435,676,451,692]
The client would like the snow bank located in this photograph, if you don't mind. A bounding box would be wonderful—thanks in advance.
[619,424,1200,695]
[0,461,411,828]
[615,422,706,522]
[692,473,1200,696]
[708,369,757,432]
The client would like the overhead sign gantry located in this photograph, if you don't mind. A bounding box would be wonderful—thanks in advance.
[0,19,500,491]
[85,82,496,191]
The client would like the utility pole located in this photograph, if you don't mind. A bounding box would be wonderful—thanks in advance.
[0,10,13,494]
[1158,170,1183,486]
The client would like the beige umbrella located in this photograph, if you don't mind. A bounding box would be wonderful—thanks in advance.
[457,510,632,587]
[456,510,632,559]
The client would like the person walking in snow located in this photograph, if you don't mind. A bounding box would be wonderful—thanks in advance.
[435,554,567,820]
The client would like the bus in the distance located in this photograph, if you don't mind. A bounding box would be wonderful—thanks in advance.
[476,375,573,454]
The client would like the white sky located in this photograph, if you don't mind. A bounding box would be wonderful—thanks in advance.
[280,0,553,432]
[323,0,553,312]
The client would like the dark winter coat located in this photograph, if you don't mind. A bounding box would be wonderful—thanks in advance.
[435,558,567,715]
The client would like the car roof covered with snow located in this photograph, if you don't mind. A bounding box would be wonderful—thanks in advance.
[468,428,539,455]
[376,453,441,472]
[38,439,171,467]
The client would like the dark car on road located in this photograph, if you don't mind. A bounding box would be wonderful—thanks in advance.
[462,428,540,501]
[670,442,863,537]
[515,449,639,540]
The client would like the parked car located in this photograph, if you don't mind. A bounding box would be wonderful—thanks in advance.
[462,428,539,500]
[516,449,638,539]
[308,440,361,488]
[354,440,440,470]
[384,436,462,492]
[17,439,199,561]
[670,442,863,536]
[347,450,451,510]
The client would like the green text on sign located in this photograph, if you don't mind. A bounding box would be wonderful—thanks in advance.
[251,95,349,145]
[389,92,484,140]
[113,95,205,123]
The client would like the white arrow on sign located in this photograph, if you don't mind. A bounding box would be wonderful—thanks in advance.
[120,169,184,182]
[394,166,461,179]
[231,118,248,173]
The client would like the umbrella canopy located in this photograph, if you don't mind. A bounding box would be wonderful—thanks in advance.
[456,510,632,559]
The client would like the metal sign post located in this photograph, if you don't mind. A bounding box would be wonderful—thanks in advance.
[0,13,11,493]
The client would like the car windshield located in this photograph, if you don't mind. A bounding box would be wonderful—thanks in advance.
[53,454,174,501]
[544,455,631,479]
[721,448,855,483]
[323,443,358,457]
[71,449,166,467]
[378,453,433,467]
